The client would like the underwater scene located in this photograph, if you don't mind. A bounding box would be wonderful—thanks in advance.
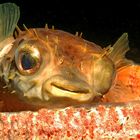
[0,1,140,112]
[0,1,139,139]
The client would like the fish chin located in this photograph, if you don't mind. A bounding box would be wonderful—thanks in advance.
[12,77,43,100]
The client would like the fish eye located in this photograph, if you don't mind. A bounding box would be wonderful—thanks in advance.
[15,44,41,75]
[21,52,38,70]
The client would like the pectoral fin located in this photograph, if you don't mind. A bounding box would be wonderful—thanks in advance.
[108,33,134,70]
[0,3,20,41]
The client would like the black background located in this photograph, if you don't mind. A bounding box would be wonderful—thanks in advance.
[1,0,140,63]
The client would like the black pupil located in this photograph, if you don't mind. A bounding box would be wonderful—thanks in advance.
[21,53,37,70]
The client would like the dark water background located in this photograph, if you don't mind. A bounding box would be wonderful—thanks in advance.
[1,0,140,63]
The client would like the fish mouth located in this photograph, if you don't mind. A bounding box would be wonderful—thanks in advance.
[42,75,95,102]
[51,83,89,93]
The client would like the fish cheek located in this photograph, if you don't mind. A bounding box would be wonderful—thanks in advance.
[92,57,115,94]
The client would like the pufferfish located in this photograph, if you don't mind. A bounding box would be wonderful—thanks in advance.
[0,3,139,109]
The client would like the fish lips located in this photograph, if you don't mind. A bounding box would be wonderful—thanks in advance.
[42,75,97,102]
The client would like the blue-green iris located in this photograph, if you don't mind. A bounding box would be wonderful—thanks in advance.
[21,53,37,70]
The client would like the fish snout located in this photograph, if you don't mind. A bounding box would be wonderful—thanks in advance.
[42,75,97,102]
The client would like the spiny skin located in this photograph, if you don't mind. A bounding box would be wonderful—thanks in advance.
[1,28,115,104]
[1,28,140,109]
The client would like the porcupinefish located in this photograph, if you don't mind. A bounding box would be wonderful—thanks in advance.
[0,3,139,110]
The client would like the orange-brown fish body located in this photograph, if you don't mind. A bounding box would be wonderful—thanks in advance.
[3,27,140,105]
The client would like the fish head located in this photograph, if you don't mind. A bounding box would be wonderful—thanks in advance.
[1,28,115,104]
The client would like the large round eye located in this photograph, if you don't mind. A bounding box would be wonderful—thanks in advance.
[15,44,41,75]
